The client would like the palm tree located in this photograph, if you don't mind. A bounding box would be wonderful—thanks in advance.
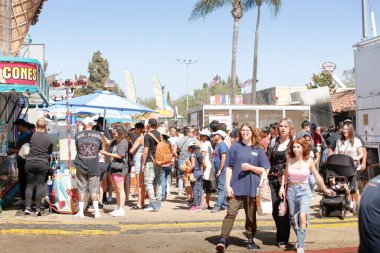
[244,0,281,104]
[190,0,243,104]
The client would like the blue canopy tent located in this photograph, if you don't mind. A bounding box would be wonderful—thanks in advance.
[53,90,154,125]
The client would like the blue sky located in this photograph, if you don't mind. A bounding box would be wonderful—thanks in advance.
[29,0,379,99]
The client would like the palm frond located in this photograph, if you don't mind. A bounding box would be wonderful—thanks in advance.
[243,0,281,16]
[189,0,231,21]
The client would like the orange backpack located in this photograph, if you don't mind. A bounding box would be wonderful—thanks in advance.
[148,133,172,165]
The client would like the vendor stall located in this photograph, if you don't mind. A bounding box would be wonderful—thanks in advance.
[0,56,49,211]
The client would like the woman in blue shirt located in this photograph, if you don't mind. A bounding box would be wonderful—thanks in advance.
[216,123,270,252]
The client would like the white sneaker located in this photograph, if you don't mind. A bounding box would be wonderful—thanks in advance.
[109,209,119,216]
[94,212,101,219]
[297,247,304,253]
[110,208,125,217]
[75,212,84,218]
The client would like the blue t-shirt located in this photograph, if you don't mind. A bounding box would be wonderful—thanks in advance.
[226,141,271,197]
[214,141,228,174]
[191,153,203,178]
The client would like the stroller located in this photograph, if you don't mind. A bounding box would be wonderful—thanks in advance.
[319,154,356,220]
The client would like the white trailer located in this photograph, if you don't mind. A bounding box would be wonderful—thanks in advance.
[354,36,380,179]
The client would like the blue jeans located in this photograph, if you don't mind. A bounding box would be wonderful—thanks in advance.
[144,162,162,205]
[161,166,171,200]
[215,169,227,209]
[287,183,311,248]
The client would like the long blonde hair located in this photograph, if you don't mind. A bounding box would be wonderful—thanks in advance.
[277,118,295,140]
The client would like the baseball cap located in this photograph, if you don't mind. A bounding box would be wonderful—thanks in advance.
[82,117,95,126]
[13,118,27,126]
[188,141,198,148]
[211,130,227,139]
[199,129,211,137]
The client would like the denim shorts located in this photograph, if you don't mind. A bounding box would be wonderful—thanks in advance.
[177,160,186,176]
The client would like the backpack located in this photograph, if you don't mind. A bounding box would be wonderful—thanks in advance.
[148,133,172,165]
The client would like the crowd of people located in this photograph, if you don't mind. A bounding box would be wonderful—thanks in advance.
[12,115,368,252]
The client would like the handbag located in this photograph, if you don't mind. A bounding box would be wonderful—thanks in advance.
[109,161,128,176]
[257,170,273,215]
[278,176,287,217]
[18,143,30,159]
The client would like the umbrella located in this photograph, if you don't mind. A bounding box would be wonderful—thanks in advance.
[53,91,154,168]
[54,90,154,113]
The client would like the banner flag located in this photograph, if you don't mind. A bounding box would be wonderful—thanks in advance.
[220,95,226,104]
[152,74,163,109]
[240,79,252,88]
[209,96,215,105]
[123,69,136,102]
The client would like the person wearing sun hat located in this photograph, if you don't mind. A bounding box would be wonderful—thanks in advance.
[156,126,172,202]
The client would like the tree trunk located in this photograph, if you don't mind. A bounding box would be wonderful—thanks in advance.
[231,17,240,104]
[251,4,261,105]
[230,0,242,105]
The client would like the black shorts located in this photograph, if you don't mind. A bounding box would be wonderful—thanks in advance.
[203,180,212,194]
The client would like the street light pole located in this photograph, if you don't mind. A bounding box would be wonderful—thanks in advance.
[177,59,197,111]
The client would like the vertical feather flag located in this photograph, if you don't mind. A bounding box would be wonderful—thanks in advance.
[152,74,163,109]
[123,69,137,102]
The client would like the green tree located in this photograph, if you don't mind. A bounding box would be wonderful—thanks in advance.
[88,51,110,85]
[190,0,243,104]
[310,71,335,92]
[244,0,282,104]
[73,51,125,97]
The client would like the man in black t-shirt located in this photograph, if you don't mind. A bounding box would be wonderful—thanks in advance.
[74,117,102,218]
[141,118,162,212]
[359,175,380,252]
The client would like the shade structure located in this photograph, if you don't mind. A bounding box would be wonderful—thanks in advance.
[54,90,154,113]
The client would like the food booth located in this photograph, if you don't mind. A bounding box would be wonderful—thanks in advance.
[0,56,49,212]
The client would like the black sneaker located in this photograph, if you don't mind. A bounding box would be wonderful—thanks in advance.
[216,237,229,252]
[247,239,260,251]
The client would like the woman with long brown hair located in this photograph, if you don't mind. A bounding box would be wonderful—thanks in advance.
[266,118,294,248]
[333,121,363,214]
[216,123,270,251]
[279,138,332,253]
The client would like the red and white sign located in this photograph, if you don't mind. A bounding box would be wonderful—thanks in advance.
[0,62,38,85]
